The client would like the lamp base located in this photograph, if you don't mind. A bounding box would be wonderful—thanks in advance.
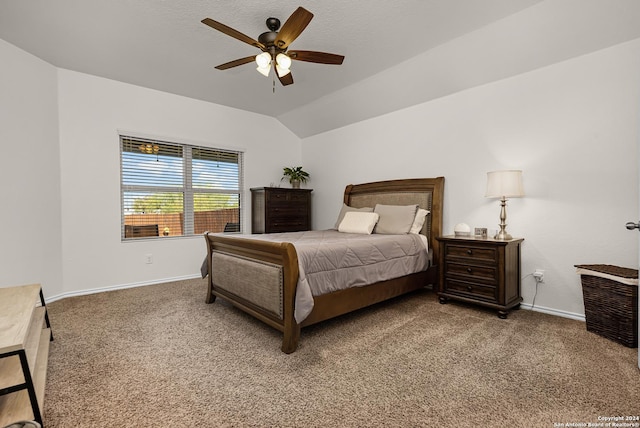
[494,197,512,240]
[494,230,513,240]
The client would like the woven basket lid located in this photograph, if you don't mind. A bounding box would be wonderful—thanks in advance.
[574,264,638,279]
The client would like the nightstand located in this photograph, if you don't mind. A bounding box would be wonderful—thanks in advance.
[436,235,524,318]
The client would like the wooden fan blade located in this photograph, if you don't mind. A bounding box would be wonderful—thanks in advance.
[202,18,265,50]
[275,7,313,49]
[288,50,344,65]
[278,71,294,86]
[215,56,256,70]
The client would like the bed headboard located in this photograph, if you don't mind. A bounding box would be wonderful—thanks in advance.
[343,177,445,266]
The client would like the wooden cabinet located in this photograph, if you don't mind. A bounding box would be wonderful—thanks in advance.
[251,187,312,233]
[436,236,524,318]
[0,284,52,427]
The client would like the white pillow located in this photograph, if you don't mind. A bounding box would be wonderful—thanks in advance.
[334,203,374,229]
[373,204,418,234]
[409,208,430,234]
[338,211,380,234]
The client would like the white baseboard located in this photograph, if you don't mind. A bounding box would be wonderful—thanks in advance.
[45,276,587,324]
[520,302,585,322]
[45,274,202,304]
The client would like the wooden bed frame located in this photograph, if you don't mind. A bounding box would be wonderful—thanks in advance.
[204,177,445,353]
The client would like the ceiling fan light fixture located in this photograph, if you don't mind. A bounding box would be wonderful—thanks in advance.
[276,64,291,78]
[275,53,291,77]
[275,53,292,69]
[203,7,344,87]
[256,64,271,77]
[255,52,272,68]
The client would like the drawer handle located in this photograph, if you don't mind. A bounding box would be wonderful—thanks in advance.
[466,249,473,255]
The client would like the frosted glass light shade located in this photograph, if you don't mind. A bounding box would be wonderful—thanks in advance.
[276,53,292,69]
[485,170,524,198]
[276,65,291,77]
[256,64,271,76]
[255,52,272,67]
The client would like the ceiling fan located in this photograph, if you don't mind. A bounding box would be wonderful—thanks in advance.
[202,7,345,87]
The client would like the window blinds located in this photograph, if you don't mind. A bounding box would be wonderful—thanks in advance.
[120,135,243,239]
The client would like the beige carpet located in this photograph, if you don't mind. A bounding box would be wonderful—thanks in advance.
[43,278,639,427]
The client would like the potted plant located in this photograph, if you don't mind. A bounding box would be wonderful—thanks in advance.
[281,166,310,189]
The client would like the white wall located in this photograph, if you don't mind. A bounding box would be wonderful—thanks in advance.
[3,32,638,319]
[302,39,640,318]
[56,69,300,296]
[0,40,64,297]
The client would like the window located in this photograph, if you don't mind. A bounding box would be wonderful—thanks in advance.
[120,135,243,240]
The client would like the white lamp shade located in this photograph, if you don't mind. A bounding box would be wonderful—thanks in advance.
[276,64,291,77]
[276,53,292,69]
[485,170,525,198]
[255,52,272,68]
[256,64,271,76]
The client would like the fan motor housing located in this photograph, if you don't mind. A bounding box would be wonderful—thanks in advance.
[258,31,278,47]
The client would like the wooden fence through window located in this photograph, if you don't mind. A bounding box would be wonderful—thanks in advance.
[124,208,239,237]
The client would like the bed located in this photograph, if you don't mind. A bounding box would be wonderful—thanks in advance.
[203,177,444,353]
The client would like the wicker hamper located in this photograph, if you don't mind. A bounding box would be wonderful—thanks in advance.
[575,264,638,348]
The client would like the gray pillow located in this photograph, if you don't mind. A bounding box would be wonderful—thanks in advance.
[334,204,374,229]
[373,204,419,234]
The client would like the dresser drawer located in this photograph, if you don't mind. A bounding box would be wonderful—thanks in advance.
[267,190,288,203]
[269,205,308,217]
[287,192,310,203]
[445,244,497,263]
[269,220,308,232]
[444,261,496,283]
[443,278,497,302]
[267,190,309,206]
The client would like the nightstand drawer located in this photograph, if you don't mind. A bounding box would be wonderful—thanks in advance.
[443,279,497,302]
[445,261,496,283]
[445,244,497,263]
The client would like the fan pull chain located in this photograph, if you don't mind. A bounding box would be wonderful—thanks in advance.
[273,76,276,94]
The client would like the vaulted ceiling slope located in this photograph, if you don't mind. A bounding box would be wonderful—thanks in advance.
[1,1,640,138]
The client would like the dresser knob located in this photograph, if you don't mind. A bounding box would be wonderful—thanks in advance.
[467,249,473,255]
[467,267,472,273]
[467,285,473,291]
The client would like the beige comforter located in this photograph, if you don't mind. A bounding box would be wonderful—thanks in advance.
[231,230,429,323]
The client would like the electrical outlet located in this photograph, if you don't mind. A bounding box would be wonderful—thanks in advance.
[533,269,544,283]
[145,254,153,264]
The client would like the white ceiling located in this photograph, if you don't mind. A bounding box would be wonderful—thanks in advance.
[2,0,640,138]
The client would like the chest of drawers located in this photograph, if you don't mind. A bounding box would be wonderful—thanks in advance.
[251,187,312,233]
[436,235,524,318]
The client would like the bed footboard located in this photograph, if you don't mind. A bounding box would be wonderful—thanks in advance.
[202,177,444,354]
[204,233,301,353]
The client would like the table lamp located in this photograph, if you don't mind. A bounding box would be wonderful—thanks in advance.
[485,170,524,240]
